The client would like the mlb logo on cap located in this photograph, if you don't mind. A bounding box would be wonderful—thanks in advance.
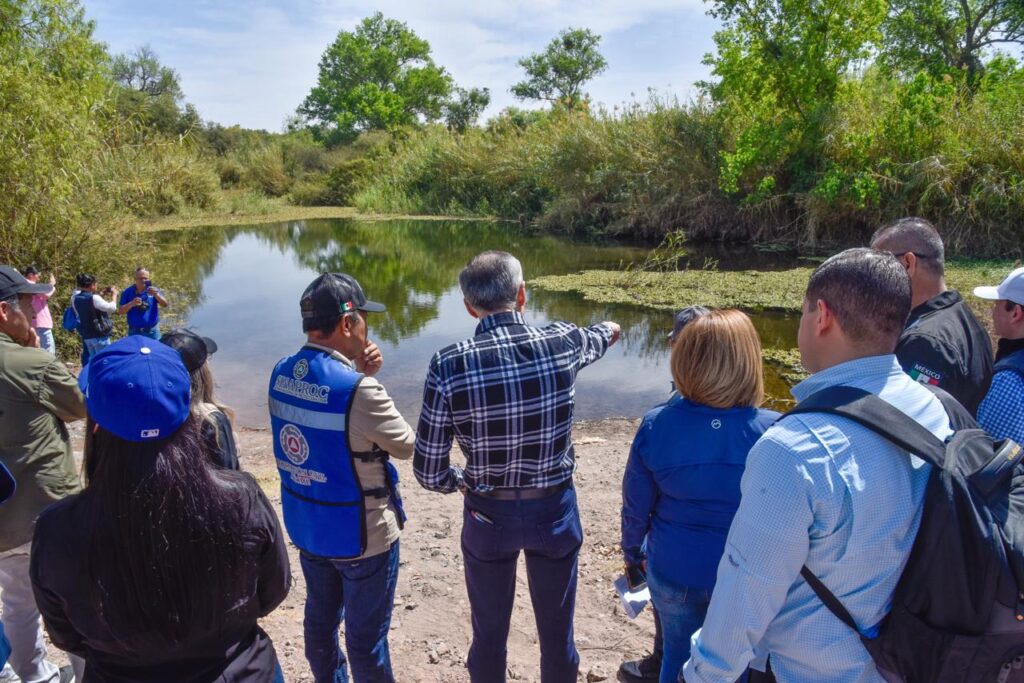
[79,336,191,442]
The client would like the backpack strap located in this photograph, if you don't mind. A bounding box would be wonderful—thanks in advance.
[800,566,860,633]
[788,385,953,638]
[787,385,948,468]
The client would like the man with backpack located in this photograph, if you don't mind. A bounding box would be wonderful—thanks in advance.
[682,249,953,682]
[72,274,116,360]
[974,267,1024,445]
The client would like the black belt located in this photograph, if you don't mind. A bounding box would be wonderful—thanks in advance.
[470,479,572,501]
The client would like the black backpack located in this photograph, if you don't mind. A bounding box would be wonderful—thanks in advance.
[788,385,1024,683]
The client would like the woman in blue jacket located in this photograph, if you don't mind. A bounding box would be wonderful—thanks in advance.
[621,309,779,683]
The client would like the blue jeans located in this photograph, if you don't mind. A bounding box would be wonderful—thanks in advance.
[462,486,583,683]
[646,569,711,683]
[83,336,110,359]
[300,541,400,683]
[35,328,54,355]
[128,326,160,339]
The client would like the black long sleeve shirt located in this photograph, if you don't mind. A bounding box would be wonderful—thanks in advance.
[30,473,290,683]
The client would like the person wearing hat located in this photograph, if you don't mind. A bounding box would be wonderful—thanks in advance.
[0,264,86,683]
[161,328,239,470]
[974,267,1024,445]
[268,272,415,682]
[30,336,291,683]
[21,267,56,356]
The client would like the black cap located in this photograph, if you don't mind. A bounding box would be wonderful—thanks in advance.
[0,265,52,301]
[159,328,218,372]
[669,305,710,343]
[0,462,14,504]
[300,273,385,320]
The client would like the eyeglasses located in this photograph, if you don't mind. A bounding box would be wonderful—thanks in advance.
[891,251,936,260]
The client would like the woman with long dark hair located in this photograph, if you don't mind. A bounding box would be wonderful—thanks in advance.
[29,337,290,682]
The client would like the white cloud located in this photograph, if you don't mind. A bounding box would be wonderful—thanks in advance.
[84,0,717,130]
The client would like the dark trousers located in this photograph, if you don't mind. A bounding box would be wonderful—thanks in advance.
[462,486,583,683]
[653,606,664,661]
[300,541,400,683]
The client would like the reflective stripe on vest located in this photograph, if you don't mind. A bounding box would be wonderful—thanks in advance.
[268,347,366,559]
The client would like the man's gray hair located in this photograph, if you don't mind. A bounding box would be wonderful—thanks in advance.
[459,251,524,313]
[870,217,945,276]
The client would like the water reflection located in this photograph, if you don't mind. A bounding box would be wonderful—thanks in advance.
[159,219,801,427]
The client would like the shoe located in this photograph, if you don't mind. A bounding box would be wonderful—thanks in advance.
[57,665,75,683]
[617,653,661,682]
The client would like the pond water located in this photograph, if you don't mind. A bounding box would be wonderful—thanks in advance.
[161,219,801,428]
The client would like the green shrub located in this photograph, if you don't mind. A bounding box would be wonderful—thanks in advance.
[242,146,291,196]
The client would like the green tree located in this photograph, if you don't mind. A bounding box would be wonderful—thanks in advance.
[704,0,885,194]
[442,87,490,132]
[882,0,1024,85]
[298,13,452,144]
[511,28,608,107]
[110,45,195,134]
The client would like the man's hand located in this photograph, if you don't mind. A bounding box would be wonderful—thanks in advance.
[132,297,142,308]
[355,341,384,377]
[146,286,158,297]
[603,321,622,346]
[19,328,40,349]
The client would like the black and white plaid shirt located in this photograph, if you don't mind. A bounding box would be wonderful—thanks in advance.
[413,311,613,493]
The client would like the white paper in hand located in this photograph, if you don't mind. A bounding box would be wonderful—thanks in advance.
[614,574,650,620]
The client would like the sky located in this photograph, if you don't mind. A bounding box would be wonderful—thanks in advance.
[81,0,720,132]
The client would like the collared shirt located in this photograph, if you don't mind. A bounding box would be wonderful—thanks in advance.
[895,290,993,415]
[0,332,86,551]
[413,311,613,493]
[305,343,416,559]
[683,355,951,683]
[977,339,1024,445]
[119,284,160,329]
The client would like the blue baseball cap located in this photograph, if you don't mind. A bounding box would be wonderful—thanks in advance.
[0,463,14,504]
[78,336,191,442]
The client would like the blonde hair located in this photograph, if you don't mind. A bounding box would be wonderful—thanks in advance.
[190,362,234,426]
[672,309,765,409]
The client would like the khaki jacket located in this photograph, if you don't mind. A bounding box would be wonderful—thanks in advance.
[0,333,86,551]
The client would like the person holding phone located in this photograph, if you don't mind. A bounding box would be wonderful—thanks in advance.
[620,310,777,683]
[118,266,168,339]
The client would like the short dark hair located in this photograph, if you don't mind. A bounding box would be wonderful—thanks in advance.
[870,217,945,277]
[459,251,523,312]
[22,265,38,277]
[805,248,912,350]
[76,273,96,288]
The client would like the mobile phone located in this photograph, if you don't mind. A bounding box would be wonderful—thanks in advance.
[625,564,647,591]
[144,279,152,289]
[469,509,494,525]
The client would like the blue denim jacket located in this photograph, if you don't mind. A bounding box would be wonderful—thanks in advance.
[620,395,778,589]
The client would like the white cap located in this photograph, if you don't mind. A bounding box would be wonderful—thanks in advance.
[973,266,1024,305]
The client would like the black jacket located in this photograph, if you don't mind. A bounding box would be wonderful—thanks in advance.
[30,473,290,683]
[895,290,993,416]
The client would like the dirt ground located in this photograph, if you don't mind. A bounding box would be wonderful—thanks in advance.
[234,419,654,683]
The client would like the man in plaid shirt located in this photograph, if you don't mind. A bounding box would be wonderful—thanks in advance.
[414,251,620,682]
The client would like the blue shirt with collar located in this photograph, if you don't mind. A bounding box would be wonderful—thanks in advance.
[621,395,778,590]
[683,355,952,683]
[119,284,160,329]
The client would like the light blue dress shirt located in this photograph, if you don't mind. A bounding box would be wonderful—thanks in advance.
[683,355,952,683]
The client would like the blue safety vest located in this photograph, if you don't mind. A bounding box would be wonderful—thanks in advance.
[268,346,405,559]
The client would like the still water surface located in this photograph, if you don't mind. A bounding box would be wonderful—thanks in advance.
[164,219,800,428]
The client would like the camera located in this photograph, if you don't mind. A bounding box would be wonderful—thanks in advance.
[137,300,150,311]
